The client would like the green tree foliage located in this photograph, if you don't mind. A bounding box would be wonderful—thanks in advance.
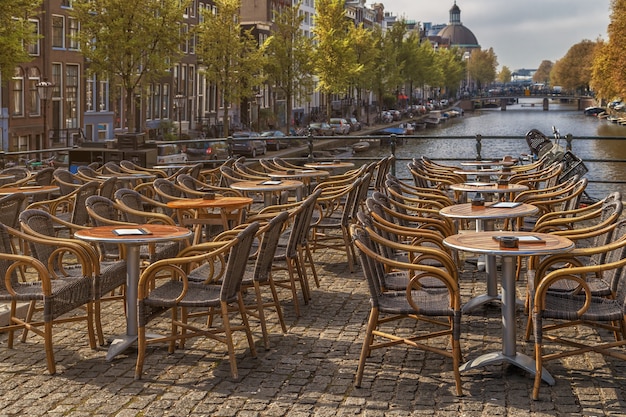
[436,47,465,97]
[467,48,498,91]
[264,2,313,133]
[497,66,512,84]
[197,0,266,137]
[0,0,41,79]
[349,23,379,117]
[533,60,553,84]
[312,0,362,118]
[73,0,189,132]
[550,39,598,94]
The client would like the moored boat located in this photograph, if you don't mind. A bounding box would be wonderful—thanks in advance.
[352,141,370,153]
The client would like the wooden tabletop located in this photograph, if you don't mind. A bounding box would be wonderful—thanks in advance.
[303,161,355,169]
[230,179,304,192]
[267,169,329,179]
[166,196,253,209]
[0,185,59,195]
[454,170,516,177]
[75,224,191,244]
[450,182,529,194]
[444,231,574,256]
[439,202,538,220]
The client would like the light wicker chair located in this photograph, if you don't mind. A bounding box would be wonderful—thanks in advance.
[134,222,260,380]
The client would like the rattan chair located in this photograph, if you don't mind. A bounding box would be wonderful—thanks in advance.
[351,224,463,396]
[530,229,626,400]
[0,222,96,374]
[134,222,260,380]
[18,209,128,346]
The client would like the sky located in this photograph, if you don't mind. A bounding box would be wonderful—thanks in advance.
[384,0,612,71]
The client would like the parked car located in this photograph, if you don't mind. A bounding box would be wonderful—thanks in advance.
[329,118,351,135]
[348,117,362,132]
[204,140,229,160]
[231,132,266,157]
[184,142,209,161]
[157,143,188,164]
[308,122,335,136]
[261,130,289,151]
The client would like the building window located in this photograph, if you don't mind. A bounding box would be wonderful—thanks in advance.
[162,84,170,119]
[28,67,41,117]
[52,15,65,49]
[69,18,79,50]
[61,0,73,7]
[12,67,24,117]
[99,80,108,111]
[180,24,188,53]
[52,63,62,98]
[65,64,79,128]
[28,19,40,55]
[97,123,108,140]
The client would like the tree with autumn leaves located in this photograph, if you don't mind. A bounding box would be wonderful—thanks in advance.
[590,0,626,101]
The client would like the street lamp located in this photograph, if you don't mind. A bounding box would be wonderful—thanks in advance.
[36,79,54,157]
[174,93,185,140]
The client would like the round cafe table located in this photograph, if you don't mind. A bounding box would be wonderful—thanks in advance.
[166,196,253,244]
[303,161,355,174]
[267,169,329,193]
[444,231,573,385]
[0,184,59,197]
[230,179,304,205]
[440,202,539,312]
[74,224,192,361]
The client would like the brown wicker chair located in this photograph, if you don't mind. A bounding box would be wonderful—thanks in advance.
[134,221,260,380]
[18,209,128,346]
[351,224,463,396]
[0,222,96,374]
[530,228,626,400]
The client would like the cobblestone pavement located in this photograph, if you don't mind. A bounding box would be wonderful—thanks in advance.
[1,247,625,416]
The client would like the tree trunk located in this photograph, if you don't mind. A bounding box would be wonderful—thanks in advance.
[125,87,135,133]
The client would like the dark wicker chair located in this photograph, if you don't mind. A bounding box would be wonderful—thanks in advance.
[0,222,96,374]
[134,222,260,380]
[186,211,291,349]
[351,224,463,396]
[18,209,127,346]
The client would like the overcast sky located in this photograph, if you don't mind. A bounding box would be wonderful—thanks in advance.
[383,0,611,71]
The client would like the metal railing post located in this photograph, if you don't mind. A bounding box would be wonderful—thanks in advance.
[390,134,397,176]
[227,136,233,158]
[475,134,482,160]
[566,134,573,151]
[307,129,314,162]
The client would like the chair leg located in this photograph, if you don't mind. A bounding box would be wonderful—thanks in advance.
[135,326,147,380]
[253,282,271,350]
[354,308,378,387]
[237,293,257,359]
[44,321,56,375]
[94,299,105,346]
[268,277,287,333]
[220,301,239,380]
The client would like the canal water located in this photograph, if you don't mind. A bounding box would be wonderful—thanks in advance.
[365,98,626,201]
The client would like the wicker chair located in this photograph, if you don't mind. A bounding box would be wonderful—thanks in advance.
[18,209,128,346]
[27,181,100,234]
[53,168,84,195]
[351,224,463,396]
[0,222,96,374]
[311,175,367,273]
[185,211,291,349]
[134,222,260,380]
[530,227,626,400]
